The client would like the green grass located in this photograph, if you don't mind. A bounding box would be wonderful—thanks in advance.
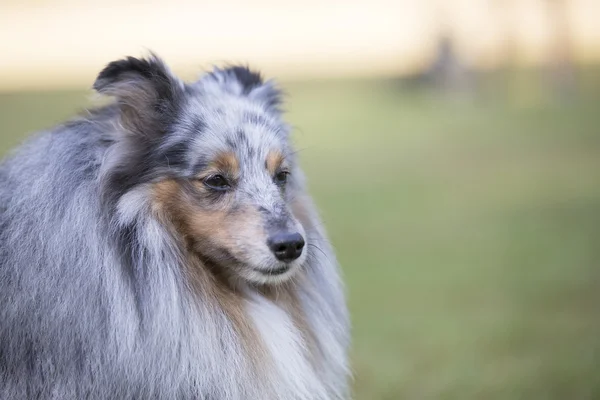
[1,75,600,399]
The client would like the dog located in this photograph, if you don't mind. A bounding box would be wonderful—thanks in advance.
[0,54,350,399]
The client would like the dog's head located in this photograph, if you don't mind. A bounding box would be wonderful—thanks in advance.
[95,55,309,285]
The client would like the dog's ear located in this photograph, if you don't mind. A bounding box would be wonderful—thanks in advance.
[227,66,283,112]
[204,65,283,112]
[94,54,184,137]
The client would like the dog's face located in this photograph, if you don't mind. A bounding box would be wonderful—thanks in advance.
[152,96,307,285]
[96,57,308,285]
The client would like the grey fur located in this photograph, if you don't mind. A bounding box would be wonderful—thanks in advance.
[0,55,350,399]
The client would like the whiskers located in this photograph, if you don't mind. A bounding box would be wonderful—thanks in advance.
[307,242,331,264]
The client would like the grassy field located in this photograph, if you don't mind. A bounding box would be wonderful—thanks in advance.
[1,74,600,399]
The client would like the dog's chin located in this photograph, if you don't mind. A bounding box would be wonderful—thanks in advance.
[240,262,300,286]
[237,252,307,286]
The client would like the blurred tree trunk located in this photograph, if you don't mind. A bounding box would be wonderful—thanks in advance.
[429,33,472,93]
[426,3,473,96]
[493,0,520,101]
[495,0,518,73]
[546,0,577,100]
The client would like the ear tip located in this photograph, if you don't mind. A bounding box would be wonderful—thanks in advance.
[226,65,264,91]
[94,58,135,93]
[93,54,168,93]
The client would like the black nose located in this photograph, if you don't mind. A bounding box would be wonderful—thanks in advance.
[267,232,305,262]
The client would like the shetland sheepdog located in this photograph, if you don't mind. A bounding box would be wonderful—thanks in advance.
[0,54,349,399]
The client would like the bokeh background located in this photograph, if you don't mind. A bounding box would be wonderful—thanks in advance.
[2,1,600,398]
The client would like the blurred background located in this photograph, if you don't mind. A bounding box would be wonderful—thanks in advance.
[1,0,600,398]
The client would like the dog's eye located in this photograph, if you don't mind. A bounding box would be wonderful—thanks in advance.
[274,171,289,185]
[203,174,230,191]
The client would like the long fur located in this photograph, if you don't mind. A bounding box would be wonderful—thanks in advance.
[0,54,350,399]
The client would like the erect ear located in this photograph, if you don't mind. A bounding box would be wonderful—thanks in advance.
[94,54,184,137]
[204,65,283,112]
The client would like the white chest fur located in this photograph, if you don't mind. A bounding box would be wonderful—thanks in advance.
[245,293,328,400]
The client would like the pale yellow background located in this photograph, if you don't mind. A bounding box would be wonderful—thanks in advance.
[1,0,599,90]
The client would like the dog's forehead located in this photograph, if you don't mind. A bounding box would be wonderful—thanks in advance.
[183,93,289,163]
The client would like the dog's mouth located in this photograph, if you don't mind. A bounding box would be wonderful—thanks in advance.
[252,265,291,276]
[195,245,292,276]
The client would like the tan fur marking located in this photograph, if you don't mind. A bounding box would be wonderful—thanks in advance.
[266,150,285,175]
[210,151,240,178]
